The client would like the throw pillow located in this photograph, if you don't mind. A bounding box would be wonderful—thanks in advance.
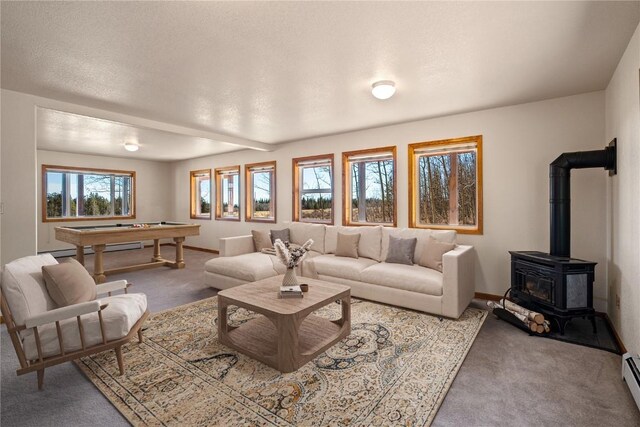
[270,228,290,244]
[335,232,360,258]
[42,258,97,307]
[418,236,455,272]
[252,230,272,251]
[385,235,418,265]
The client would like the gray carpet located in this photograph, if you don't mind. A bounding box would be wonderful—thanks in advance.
[2,247,638,426]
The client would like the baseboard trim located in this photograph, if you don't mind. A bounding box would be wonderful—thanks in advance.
[184,244,218,254]
[44,242,144,258]
[161,243,219,254]
[474,292,502,301]
[601,313,627,354]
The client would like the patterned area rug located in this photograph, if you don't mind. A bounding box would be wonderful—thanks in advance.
[76,297,487,426]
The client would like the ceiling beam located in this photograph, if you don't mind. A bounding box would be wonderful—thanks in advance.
[33,95,274,152]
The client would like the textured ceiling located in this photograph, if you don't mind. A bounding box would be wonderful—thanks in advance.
[2,2,639,154]
[36,108,239,161]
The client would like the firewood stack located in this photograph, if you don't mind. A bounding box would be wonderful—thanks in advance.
[487,299,551,334]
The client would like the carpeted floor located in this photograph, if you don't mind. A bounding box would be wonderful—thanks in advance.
[2,247,639,426]
[77,297,486,426]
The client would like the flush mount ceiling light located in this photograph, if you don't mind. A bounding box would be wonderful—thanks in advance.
[124,142,139,152]
[371,80,396,100]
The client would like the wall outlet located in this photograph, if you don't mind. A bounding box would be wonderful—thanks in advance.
[616,293,621,308]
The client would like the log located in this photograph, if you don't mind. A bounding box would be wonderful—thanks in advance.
[488,301,549,334]
[499,299,545,324]
[488,301,530,326]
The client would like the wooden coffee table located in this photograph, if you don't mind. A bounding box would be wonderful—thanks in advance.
[217,276,351,373]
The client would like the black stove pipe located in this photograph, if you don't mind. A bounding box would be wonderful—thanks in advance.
[549,140,616,258]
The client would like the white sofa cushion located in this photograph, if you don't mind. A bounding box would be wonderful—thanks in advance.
[325,225,382,261]
[287,222,326,253]
[1,254,59,327]
[299,250,322,277]
[204,252,285,282]
[22,293,147,360]
[381,228,457,264]
[360,263,444,296]
[310,254,378,282]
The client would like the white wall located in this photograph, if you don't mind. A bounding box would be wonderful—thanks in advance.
[1,90,39,264]
[605,22,640,355]
[0,90,175,263]
[172,92,608,306]
[37,150,173,252]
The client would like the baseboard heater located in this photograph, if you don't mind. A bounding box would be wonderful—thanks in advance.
[623,353,640,410]
[42,242,144,258]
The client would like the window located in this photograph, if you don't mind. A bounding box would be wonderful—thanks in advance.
[342,146,396,226]
[409,135,483,234]
[215,166,240,221]
[42,165,135,222]
[292,154,334,224]
[245,161,276,223]
[190,169,211,219]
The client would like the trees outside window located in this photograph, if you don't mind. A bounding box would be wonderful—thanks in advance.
[342,147,396,226]
[245,161,276,223]
[42,165,135,222]
[292,154,334,224]
[215,166,240,221]
[190,169,211,219]
[409,135,483,234]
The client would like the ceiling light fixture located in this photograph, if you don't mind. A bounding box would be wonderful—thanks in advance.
[371,80,396,100]
[124,142,139,152]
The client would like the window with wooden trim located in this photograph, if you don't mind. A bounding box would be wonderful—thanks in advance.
[342,146,397,226]
[409,135,483,234]
[42,165,135,222]
[215,166,240,221]
[190,169,211,219]
[292,154,334,224]
[245,161,276,223]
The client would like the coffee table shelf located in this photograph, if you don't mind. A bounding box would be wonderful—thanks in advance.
[217,276,351,373]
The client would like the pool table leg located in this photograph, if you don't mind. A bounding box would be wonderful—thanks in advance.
[173,237,185,269]
[92,244,107,283]
[152,239,162,262]
[76,245,85,266]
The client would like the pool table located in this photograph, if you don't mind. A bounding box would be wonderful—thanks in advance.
[55,222,201,283]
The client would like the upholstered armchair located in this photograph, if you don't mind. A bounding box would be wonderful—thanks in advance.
[1,254,149,389]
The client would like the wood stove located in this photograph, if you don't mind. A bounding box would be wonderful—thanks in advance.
[510,251,596,333]
[509,140,616,334]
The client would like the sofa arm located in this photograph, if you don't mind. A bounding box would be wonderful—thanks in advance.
[220,235,255,257]
[441,245,475,319]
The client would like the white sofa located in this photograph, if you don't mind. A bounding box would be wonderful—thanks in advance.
[204,222,475,319]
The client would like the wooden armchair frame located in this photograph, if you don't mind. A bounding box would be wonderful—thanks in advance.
[0,280,149,390]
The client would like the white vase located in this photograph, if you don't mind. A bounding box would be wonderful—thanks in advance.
[282,267,299,286]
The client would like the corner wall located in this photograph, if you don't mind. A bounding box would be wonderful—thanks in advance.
[0,89,175,264]
[605,22,640,355]
[1,90,38,264]
[172,92,608,306]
